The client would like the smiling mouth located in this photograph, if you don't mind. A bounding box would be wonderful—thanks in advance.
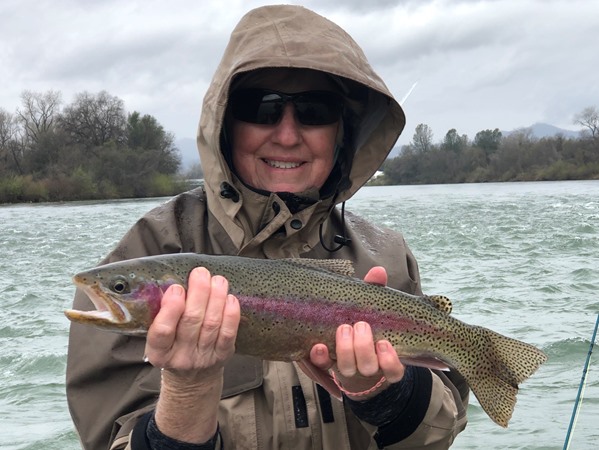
[264,159,303,169]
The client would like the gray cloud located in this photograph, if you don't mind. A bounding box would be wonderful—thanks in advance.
[1,0,597,148]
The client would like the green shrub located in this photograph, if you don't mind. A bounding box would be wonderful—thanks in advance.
[70,167,97,200]
[0,176,25,203]
[22,176,49,202]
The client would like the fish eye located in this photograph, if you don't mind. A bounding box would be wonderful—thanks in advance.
[110,277,130,294]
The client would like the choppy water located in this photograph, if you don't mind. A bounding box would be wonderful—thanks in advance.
[1,181,598,449]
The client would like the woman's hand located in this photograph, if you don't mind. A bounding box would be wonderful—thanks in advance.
[144,267,241,444]
[309,266,405,400]
[144,267,241,381]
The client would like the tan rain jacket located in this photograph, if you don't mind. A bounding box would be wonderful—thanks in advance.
[66,5,468,450]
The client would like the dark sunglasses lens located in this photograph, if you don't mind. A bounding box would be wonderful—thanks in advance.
[231,90,342,125]
[294,92,342,125]
[231,91,283,125]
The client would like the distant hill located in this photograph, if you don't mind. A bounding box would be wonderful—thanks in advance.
[175,137,199,171]
[502,122,581,139]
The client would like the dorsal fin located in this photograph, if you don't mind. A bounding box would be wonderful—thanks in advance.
[283,258,355,277]
[424,295,453,314]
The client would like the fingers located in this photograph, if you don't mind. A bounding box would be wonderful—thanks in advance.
[146,284,186,360]
[363,266,387,286]
[332,321,405,398]
[334,324,356,377]
[375,340,405,383]
[176,267,213,347]
[197,274,229,350]
[353,322,380,376]
[309,343,333,370]
[145,267,240,374]
[216,294,241,357]
[196,274,241,360]
[335,322,378,377]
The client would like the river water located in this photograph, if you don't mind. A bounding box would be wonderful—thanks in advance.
[1,181,598,449]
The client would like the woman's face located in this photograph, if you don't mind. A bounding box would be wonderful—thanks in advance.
[230,70,341,194]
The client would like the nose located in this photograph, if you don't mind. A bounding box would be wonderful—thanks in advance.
[271,103,302,146]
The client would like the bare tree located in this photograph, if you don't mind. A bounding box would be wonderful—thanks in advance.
[411,123,434,153]
[60,90,127,147]
[0,108,24,174]
[17,90,62,144]
[0,108,17,148]
[574,106,599,141]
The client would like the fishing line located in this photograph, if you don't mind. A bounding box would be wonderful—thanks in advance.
[563,313,599,450]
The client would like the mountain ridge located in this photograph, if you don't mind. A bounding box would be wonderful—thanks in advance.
[502,122,581,139]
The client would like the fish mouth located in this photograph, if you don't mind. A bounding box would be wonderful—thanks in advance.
[64,276,131,327]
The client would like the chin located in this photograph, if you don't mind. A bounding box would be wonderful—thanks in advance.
[268,185,303,193]
[259,179,301,193]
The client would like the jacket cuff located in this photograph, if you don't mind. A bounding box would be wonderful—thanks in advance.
[131,410,221,450]
[344,365,416,426]
[373,367,432,448]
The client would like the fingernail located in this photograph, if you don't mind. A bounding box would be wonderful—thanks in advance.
[193,267,209,279]
[341,325,352,338]
[212,275,226,288]
[355,322,368,334]
[171,285,184,297]
[377,341,388,353]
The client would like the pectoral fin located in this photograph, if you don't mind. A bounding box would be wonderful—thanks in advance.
[400,356,451,371]
[296,359,342,400]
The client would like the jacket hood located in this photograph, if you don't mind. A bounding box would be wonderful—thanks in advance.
[197,5,405,255]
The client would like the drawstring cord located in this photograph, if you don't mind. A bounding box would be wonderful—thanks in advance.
[319,201,352,252]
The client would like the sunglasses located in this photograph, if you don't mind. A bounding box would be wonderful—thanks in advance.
[230,89,343,126]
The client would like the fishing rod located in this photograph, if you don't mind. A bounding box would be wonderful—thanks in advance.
[563,313,599,450]
[400,81,418,106]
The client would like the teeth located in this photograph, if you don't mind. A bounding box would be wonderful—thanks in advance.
[265,159,302,169]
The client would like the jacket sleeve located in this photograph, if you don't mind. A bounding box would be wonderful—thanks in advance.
[355,370,468,449]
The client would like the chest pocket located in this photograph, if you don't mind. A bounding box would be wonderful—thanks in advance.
[222,354,264,398]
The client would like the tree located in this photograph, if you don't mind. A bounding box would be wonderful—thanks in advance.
[490,129,535,180]
[60,91,127,147]
[127,112,180,174]
[17,90,62,144]
[381,145,423,184]
[442,128,468,153]
[474,128,502,161]
[0,108,17,148]
[411,123,434,154]
[0,108,24,175]
[574,106,599,145]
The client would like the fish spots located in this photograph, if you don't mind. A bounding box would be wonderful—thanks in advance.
[68,252,547,427]
[236,294,425,338]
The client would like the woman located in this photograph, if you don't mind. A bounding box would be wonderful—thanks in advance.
[66,5,468,449]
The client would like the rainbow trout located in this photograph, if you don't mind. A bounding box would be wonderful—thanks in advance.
[65,253,547,427]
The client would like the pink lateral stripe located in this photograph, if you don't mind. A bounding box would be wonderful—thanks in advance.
[237,295,430,333]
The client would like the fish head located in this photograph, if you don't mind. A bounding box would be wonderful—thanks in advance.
[64,258,183,335]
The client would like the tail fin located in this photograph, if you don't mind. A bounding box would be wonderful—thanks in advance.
[460,327,547,427]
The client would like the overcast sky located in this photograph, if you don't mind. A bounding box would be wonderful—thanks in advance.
[2,0,598,151]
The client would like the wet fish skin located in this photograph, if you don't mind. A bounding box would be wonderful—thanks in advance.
[65,253,547,427]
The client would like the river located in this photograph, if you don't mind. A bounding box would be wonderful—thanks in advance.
[1,181,597,449]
